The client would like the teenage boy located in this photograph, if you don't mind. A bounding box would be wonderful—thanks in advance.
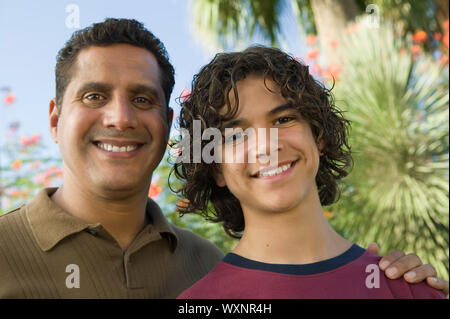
[175,46,447,298]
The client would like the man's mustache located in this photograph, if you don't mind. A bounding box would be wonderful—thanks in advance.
[85,129,149,142]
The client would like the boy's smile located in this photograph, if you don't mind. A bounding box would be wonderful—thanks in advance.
[215,75,322,215]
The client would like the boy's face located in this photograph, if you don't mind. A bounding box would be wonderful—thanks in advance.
[215,75,322,215]
[49,44,172,196]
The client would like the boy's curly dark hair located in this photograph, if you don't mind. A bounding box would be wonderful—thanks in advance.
[173,46,352,238]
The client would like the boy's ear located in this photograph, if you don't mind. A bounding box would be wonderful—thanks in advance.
[49,99,59,144]
[317,138,325,155]
[213,167,227,188]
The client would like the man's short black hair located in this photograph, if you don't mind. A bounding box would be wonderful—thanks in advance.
[55,18,175,108]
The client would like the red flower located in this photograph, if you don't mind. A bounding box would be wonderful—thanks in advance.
[148,183,162,198]
[410,45,422,56]
[4,92,15,105]
[412,30,427,44]
[330,40,339,49]
[434,32,442,41]
[310,63,323,77]
[326,63,342,79]
[180,89,191,102]
[306,34,316,46]
[20,134,41,146]
[306,49,320,60]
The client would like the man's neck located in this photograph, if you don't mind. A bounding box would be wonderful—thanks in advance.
[50,182,149,251]
[234,192,351,265]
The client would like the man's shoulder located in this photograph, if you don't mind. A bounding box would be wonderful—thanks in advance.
[170,224,224,256]
[0,204,28,229]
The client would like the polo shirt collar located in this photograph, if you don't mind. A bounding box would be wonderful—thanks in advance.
[26,188,178,252]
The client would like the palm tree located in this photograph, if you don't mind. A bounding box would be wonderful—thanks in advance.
[330,21,449,280]
[189,0,447,63]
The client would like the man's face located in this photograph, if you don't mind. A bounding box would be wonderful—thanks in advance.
[50,44,172,197]
[215,75,321,215]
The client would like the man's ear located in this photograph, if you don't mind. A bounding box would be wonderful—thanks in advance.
[49,99,59,144]
[167,106,174,137]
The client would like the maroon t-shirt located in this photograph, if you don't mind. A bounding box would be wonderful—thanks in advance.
[178,244,445,299]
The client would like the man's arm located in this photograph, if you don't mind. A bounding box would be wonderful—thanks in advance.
[367,242,449,296]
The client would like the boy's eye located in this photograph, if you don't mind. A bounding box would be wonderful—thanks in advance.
[224,131,245,144]
[275,116,296,125]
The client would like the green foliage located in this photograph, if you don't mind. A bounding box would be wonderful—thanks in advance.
[330,21,449,280]
[153,149,238,253]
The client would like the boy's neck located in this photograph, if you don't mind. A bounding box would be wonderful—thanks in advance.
[233,192,351,265]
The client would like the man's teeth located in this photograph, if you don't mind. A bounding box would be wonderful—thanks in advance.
[259,163,292,177]
[97,143,138,152]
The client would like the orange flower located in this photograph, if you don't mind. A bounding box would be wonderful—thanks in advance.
[443,32,449,49]
[306,48,320,60]
[11,160,22,170]
[410,45,421,56]
[148,183,162,198]
[306,34,316,46]
[323,210,334,219]
[412,30,427,44]
[177,199,190,209]
[443,20,449,31]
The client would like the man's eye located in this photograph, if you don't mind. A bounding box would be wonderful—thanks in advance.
[134,96,151,104]
[85,93,104,101]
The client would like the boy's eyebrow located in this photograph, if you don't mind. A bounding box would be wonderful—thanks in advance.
[221,103,297,129]
[267,103,298,116]
[221,118,247,129]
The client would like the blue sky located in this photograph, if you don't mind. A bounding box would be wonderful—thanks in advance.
[0,0,305,156]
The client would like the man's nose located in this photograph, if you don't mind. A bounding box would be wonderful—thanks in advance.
[102,95,138,130]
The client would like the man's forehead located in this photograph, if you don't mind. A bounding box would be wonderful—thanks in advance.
[67,44,165,101]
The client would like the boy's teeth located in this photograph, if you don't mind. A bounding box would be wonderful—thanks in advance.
[97,143,138,153]
[259,163,292,177]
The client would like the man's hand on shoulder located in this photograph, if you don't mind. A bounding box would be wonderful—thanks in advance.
[367,242,449,296]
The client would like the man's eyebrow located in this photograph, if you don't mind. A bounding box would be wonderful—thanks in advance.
[127,84,164,104]
[267,103,298,116]
[76,82,113,96]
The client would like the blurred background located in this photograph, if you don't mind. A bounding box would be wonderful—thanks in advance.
[0,0,448,280]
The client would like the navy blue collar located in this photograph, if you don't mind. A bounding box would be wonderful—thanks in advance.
[223,244,366,275]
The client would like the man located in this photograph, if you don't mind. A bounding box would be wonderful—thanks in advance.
[0,19,447,298]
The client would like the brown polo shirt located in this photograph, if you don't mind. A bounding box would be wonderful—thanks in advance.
[0,188,224,298]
